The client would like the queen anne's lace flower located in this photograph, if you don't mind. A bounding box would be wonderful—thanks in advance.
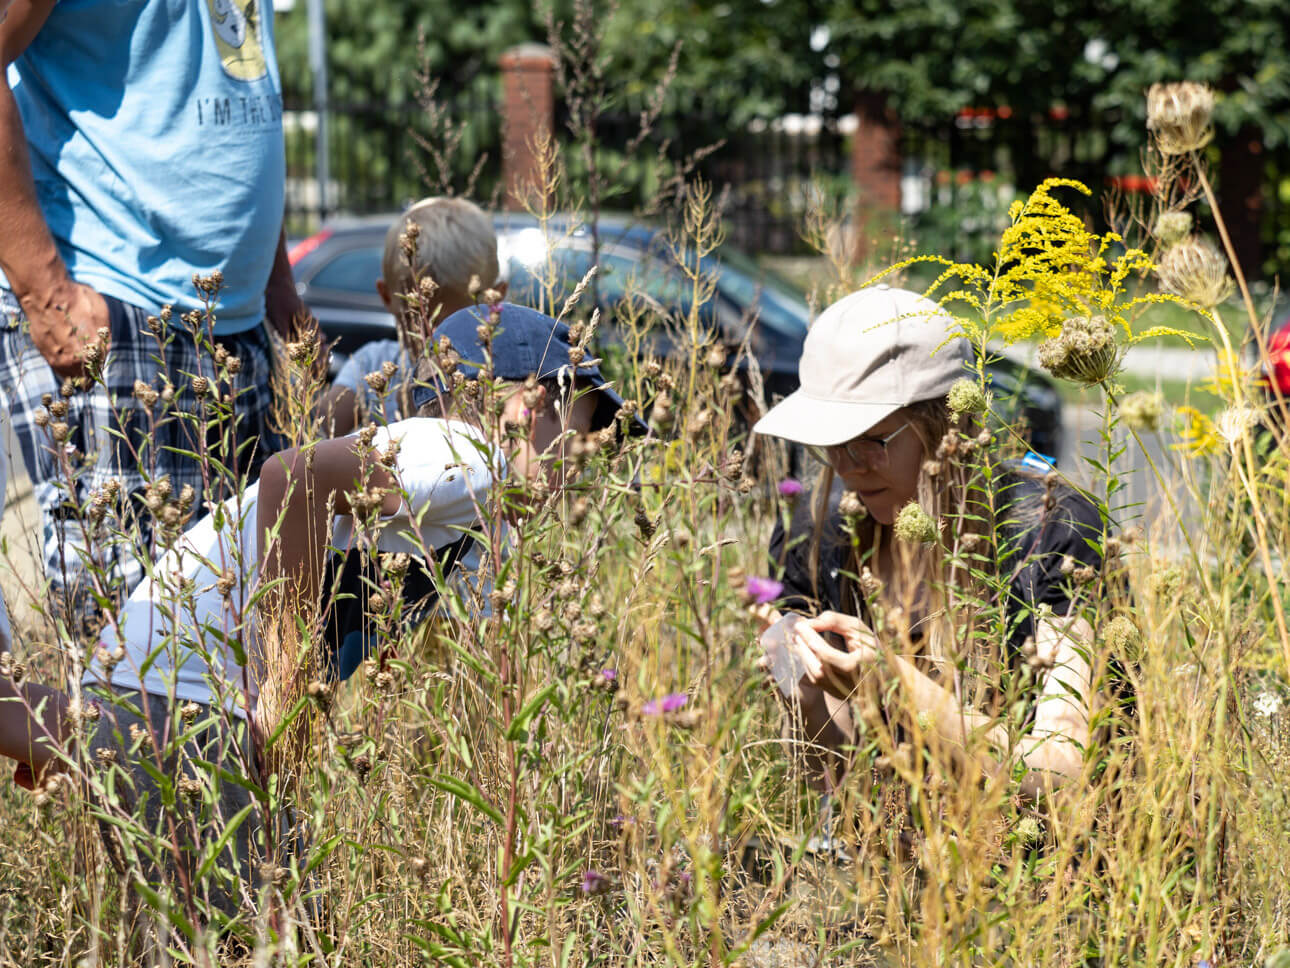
[1037,315,1122,386]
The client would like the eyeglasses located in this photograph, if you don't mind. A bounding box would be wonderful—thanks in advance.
[807,423,910,470]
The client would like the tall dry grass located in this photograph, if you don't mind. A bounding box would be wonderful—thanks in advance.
[0,71,1286,968]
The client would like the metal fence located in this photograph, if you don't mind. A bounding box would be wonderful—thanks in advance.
[284,89,503,236]
[284,88,1290,274]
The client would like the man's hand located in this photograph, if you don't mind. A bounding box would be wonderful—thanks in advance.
[264,275,310,340]
[264,226,311,339]
[20,276,109,378]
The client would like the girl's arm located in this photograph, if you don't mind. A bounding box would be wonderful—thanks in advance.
[793,612,1094,797]
[252,437,399,699]
[0,679,68,783]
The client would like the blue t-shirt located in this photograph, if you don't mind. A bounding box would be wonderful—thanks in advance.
[334,339,412,423]
[4,0,285,334]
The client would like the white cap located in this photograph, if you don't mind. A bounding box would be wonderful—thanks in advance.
[753,285,971,447]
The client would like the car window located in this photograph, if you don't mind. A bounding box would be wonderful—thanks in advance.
[309,246,383,294]
[707,251,811,339]
[502,240,595,312]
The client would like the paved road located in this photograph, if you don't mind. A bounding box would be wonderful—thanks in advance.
[1058,402,1199,543]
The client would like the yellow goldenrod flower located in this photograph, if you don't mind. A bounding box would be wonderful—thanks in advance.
[1175,405,1221,457]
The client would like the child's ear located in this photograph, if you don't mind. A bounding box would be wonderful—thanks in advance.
[376,278,394,312]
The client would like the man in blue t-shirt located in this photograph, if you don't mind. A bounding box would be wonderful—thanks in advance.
[0,0,307,618]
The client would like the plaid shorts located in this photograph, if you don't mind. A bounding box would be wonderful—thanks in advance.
[0,289,284,611]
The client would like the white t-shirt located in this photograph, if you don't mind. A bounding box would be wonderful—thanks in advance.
[87,418,503,716]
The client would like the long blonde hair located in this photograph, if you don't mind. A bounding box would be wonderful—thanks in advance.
[809,398,1019,707]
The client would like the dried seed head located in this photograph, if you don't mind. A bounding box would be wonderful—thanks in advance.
[177,776,204,802]
[191,376,210,399]
[634,506,656,539]
[50,421,70,443]
[216,569,236,598]
[32,409,50,428]
[364,370,389,393]
[128,722,151,752]
[1103,615,1139,656]
[133,380,159,407]
[1216,405,1262,447]
[1119,390,1167,431]
[535,608,556,633]
[1146,82,1215,156]
[705,344,727,368]
[1154,211,1193,248]
[1038,315,1122,386]
[307,680,332,708]
[922,460,942,478]
[1060,555,1077,577]
[1156,236,1234,308]
[179,701,200,724]
[351,752,373,781]
[839,491,867,523]
[858,566,883,598]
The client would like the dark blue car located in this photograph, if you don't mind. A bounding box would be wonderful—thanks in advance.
[288,212,1064,457]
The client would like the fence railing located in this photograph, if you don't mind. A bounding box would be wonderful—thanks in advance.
[284,88,1290,275]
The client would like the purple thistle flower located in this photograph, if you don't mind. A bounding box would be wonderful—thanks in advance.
[745,576,784,605]
[581,869,608,895]
[642,692,688,716]
[778,477,804,498]
[600,668,617,681]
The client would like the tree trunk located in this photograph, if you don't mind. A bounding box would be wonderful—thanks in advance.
[1217,125,1265,282]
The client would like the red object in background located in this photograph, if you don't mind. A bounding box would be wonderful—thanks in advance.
[288,227,334,267]
[1105,174,1159,194]
[1268,324,1290,396]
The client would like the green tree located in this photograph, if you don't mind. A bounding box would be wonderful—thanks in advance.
[825,0,1290,275]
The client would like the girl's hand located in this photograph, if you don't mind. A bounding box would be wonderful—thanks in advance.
[749,602,782,633]
[792,611,880,699]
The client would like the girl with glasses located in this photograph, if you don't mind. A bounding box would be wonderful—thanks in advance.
[753,286,1130,819]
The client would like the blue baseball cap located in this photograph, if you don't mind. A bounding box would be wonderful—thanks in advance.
[410,303,647,434]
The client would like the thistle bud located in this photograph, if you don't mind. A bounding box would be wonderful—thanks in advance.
[1156,236,1234,309]
[191,376,210,399]
[1119,390,1166,431]
[1153,211,1193,248]
[1146,82,1215,156]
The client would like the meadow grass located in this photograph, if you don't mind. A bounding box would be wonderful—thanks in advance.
[0,112,1287,968]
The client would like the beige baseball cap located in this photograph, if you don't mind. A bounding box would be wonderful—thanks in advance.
[754,285,971,447]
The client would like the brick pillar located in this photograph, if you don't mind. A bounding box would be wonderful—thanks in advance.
[851,92,902,263]
[499,44,556,212]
